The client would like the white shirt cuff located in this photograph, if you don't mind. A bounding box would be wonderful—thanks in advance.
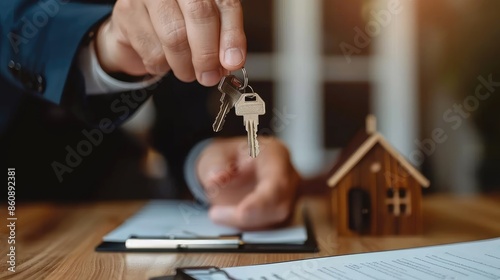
[77,40,163,95]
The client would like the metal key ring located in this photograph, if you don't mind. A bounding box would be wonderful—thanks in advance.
[236,67,248,91]
[245,85,255,94]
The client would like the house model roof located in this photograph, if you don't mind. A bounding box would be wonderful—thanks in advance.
[327,115,430,188]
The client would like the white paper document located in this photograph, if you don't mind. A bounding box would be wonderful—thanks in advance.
[221,238,500,280]
[103,200,307,244]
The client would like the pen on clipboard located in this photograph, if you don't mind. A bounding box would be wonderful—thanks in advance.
[125,235,243,249]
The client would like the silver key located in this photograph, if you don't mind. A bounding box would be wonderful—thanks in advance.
[235,93,266,157]
[213,75,243,132]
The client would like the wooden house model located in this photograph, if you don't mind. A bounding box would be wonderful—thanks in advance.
[327,115,430,236]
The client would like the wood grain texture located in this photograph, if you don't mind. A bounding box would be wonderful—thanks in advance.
[1,194,499,280]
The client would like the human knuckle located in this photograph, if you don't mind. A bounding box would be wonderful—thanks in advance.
[193,50,219,65]
[185,0,217,20]
[136,33,156,51]
[161,23,189,52]
[142,55,164,70]
[215,0,241,11]
[137,38,163,65]
[149,55,168,70]
[222,26,244,38]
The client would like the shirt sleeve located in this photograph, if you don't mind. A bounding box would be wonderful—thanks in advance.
[183,138,214,205]
[77,39,163,95]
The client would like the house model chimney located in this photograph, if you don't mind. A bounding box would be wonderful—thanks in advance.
[366,114,377,134]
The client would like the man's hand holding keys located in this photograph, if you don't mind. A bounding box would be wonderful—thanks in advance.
[95,0,247,86]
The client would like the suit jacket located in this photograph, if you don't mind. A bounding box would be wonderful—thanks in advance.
[0,0,217,200]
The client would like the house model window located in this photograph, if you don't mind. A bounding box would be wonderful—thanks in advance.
[386,187,411,216]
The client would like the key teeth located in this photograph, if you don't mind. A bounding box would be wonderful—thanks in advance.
[254,130,260,157]
[247,121,260,158]
[250,148,260,158]
[213,99,231,132]
[253,146,260,158]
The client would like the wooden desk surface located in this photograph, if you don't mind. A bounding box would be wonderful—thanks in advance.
[1,194,499,280]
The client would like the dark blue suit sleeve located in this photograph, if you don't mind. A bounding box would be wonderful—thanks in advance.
[0,1,217,200]
[0,0,112,132]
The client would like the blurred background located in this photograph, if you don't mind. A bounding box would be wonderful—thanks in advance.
[125,0,500,194]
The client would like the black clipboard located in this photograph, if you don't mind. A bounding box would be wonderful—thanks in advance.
[148,267,239,280]
[95,209,318,253]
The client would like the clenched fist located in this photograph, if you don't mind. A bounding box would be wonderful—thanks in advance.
[196,137,301,230]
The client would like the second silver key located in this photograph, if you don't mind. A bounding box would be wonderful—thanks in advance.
[213,75,243,132]
[235,93,266,157]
